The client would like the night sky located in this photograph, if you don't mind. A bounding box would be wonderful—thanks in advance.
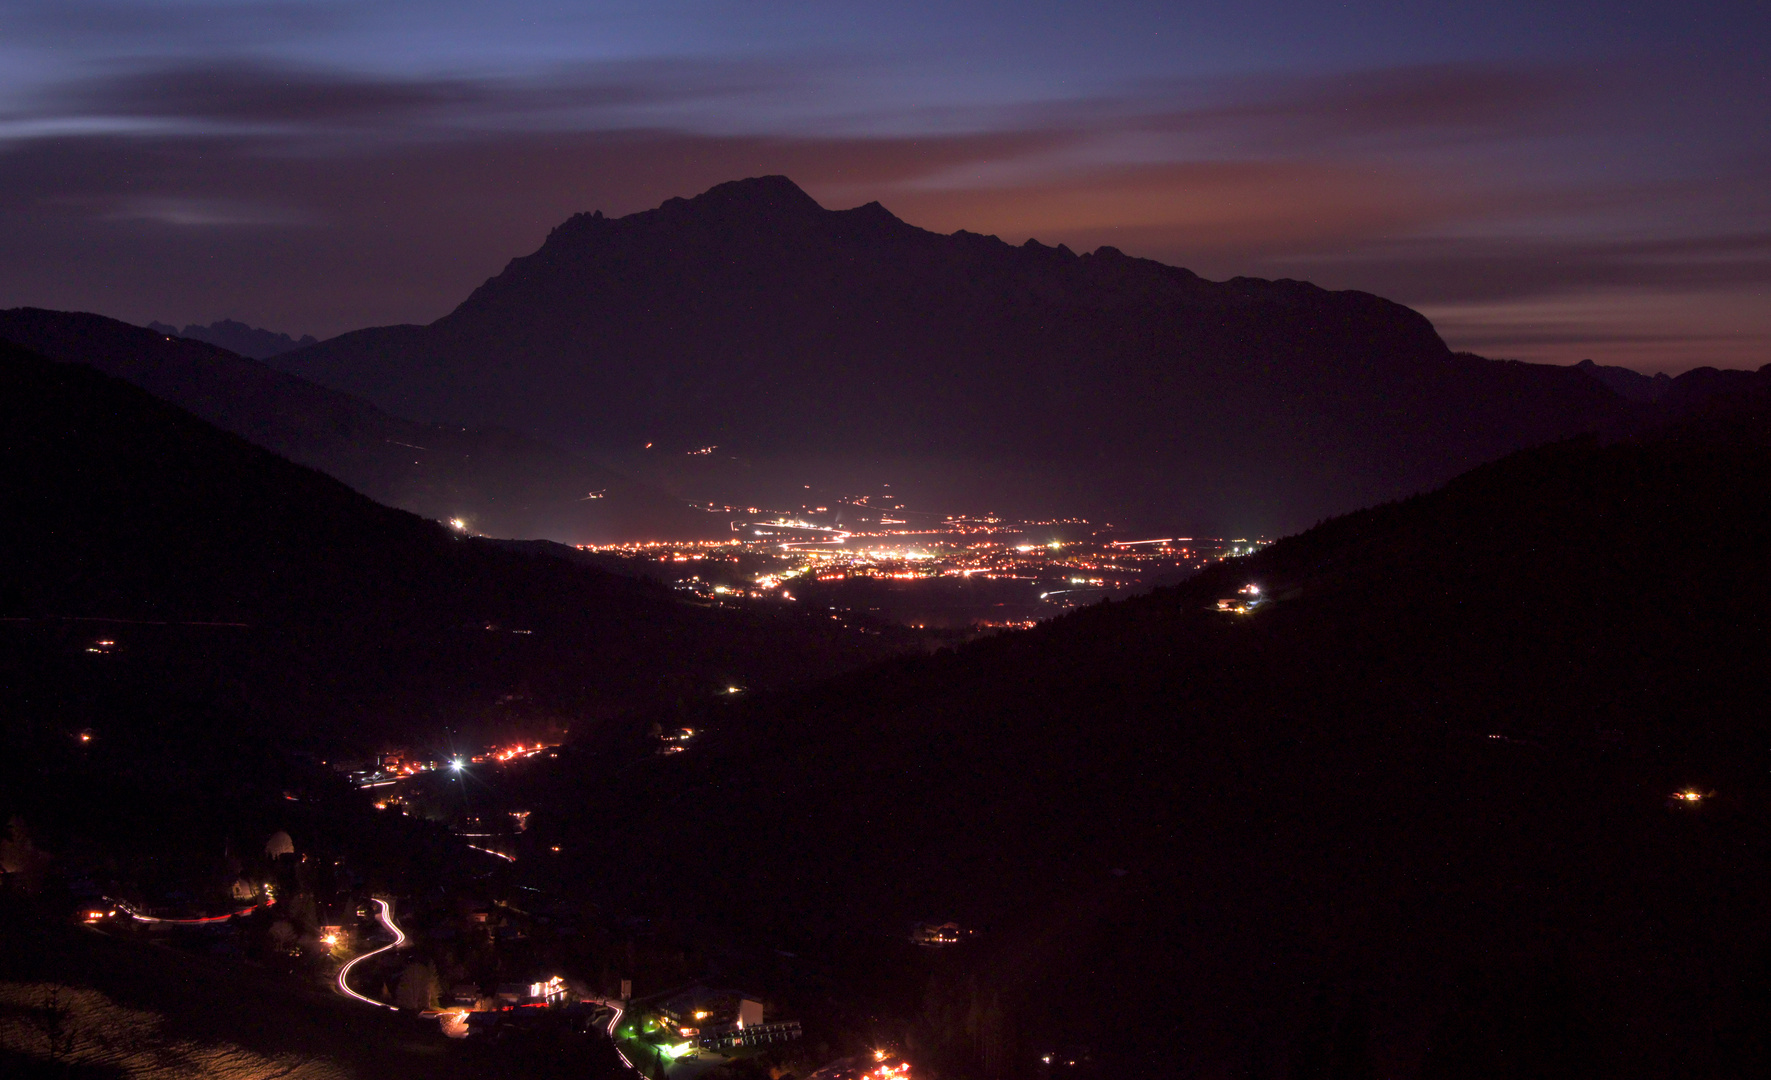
[2,0,1766,373]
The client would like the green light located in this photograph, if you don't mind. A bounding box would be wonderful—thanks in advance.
[664,1042,694,1059]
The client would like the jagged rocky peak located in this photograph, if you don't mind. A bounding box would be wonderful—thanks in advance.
[668,174,827,219]
[551,175,831,242]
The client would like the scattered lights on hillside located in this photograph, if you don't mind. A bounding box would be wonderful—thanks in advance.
[493,742,548,762]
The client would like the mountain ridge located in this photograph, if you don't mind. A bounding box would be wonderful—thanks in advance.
[273,175,1645,535]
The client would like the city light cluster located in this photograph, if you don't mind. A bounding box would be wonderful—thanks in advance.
[585,523,1266,614]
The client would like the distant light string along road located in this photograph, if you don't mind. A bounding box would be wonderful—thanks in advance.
[337,897,406,1009]
[104,895,274,924]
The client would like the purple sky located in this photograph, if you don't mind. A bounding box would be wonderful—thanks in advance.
[1,0,1766,372]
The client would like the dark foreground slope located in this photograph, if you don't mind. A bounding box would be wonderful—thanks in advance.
[0,340,919,756]
[278,176,1638,534]
[535,392,1771,1078]
[0,308,721,542]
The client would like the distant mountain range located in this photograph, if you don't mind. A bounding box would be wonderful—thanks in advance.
[267,175,1769,536]
[147,318,317,360]
[0,309,723,543]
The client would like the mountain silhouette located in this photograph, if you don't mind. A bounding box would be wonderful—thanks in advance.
[147,317,317,359]
[275,175,1651,535]
[0,308,724,543]
[1574,357,1673,402]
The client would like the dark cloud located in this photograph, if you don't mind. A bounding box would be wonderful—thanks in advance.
[60,63,495,126]
[16,53,1590,152]
[25,56,817,136]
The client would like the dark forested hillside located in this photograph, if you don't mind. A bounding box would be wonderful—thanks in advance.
[530,388,1771,1078]
[0,340,921,756]
[0,308,721,543]
[276,176,1645,535]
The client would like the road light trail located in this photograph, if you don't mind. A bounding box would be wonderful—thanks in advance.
[602,997,639,1072]
[336,897,405,1009]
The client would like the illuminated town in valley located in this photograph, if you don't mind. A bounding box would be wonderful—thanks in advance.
[575,493,1269,630]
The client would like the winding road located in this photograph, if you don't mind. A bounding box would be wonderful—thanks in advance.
[336,897,406,1009]
[335,895,642,1076]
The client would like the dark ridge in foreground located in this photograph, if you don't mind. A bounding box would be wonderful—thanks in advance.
[280,175,1652,534]
[0,340,923,752]
[533,387,1771,1078]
